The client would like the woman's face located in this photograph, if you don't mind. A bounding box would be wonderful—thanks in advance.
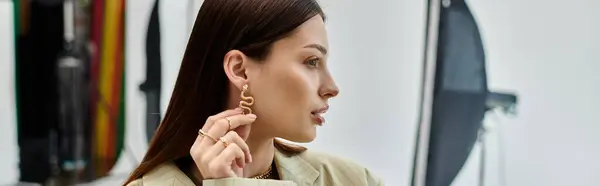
[246,15,339,143]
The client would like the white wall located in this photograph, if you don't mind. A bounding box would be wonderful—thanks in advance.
[306,1,425,185]
[453,0,600,186]
[0,1,20,185]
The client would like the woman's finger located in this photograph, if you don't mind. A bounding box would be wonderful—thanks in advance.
[191,109,243,162]
[194,108,243,149]
[204,131,252,164]
[213,143,245,170]
[201,108,243,132]
[201,114,256,147]
[224,131,252,163]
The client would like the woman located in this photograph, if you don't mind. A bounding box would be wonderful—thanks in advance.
[124,0,382,185]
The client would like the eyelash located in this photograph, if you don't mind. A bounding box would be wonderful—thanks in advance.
[306,57,320,68]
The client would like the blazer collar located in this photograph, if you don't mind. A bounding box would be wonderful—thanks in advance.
[274,149,320,186]
[141,148,319,186]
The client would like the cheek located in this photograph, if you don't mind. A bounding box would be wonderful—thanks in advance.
[279,71,309,102]
[254,65,315,123]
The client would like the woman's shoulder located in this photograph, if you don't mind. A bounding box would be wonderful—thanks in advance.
[124,163,195,186]
[297,150,363,169]
[295,150,383,185]
[124,179,142,186]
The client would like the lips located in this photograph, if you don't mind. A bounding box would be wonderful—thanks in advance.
[311,105,329,125]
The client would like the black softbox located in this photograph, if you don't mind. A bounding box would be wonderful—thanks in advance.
[413,0,489,186]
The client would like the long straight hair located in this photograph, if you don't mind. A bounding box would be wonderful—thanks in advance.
[124,0,325,184]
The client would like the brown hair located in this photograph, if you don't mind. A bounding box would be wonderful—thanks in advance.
[124,0,325,184]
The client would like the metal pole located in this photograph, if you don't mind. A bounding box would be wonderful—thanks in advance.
[54,0,89,184]
[411,0,442,185]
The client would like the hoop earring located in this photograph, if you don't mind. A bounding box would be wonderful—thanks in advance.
[239,84,255,115]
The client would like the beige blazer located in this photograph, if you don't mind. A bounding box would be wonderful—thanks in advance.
[126,149,383,186]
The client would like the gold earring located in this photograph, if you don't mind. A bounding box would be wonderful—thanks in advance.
[239,84,255,115]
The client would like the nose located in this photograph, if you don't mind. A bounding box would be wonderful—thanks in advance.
[320,73,339,99]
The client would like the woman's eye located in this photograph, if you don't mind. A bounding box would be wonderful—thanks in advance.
[306,58,320,67]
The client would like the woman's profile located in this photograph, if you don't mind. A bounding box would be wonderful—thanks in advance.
[124,0,382,185]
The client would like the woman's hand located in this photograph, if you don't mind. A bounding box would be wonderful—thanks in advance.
[190,108,257,179]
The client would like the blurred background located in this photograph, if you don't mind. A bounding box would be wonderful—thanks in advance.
[0,0,599,185]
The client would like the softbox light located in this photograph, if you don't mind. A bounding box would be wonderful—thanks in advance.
[412,0,489,186]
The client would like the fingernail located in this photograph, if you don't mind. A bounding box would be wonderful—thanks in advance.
[235,107,243,111]
[249,154,253,163]
[247,114,257,119]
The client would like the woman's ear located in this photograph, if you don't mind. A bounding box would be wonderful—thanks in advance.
[223,50,249,89]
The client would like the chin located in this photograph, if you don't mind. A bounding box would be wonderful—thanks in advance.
[294,135,316,143]
[284,126,317,143]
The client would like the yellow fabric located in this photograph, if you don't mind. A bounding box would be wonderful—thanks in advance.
[126,149,383,186]
[95,0,121,162]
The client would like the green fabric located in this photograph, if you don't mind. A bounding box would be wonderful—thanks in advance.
[116,58,125,161]
[13,0,21,139]
[116,9,127,161]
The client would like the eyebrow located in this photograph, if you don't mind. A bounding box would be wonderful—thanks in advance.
[304,44,328,55]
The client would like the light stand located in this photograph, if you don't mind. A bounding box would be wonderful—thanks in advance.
[50,0,90,184]
[478,91,518,186]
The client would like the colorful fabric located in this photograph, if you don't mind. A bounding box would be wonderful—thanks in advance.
[90,0,126,178]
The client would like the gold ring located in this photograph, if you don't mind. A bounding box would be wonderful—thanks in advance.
[198,129,218,142]
[225,117,233,130]
[219,137,229,147]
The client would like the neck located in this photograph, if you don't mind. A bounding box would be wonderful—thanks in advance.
[243,131,275,178]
